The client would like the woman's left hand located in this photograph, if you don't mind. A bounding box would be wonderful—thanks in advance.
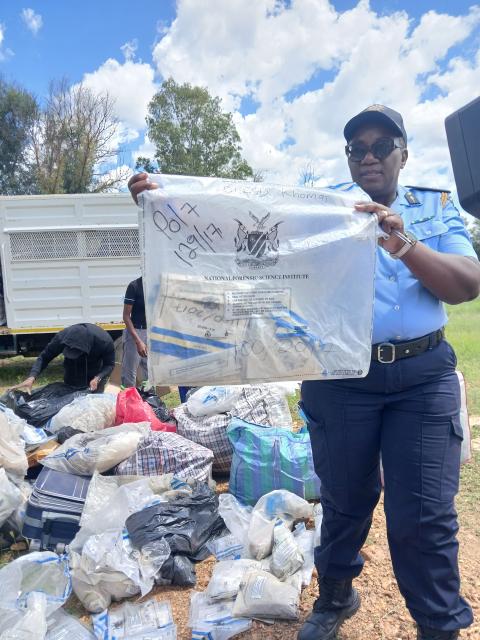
[355,201,406,254]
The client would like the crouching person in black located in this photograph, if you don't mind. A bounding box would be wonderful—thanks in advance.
[12,323,115,393]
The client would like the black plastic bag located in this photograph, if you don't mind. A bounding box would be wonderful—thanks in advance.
[137,387,176,426]
[155,555,196,587]
[126,483,225,561]
[55,426,84,444]
[1,382,90,427]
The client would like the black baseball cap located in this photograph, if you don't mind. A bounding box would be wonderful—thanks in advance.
[344,105,407,143]
[63,346,85,360]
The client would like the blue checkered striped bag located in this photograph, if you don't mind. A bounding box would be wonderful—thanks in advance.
[227,418,321,506]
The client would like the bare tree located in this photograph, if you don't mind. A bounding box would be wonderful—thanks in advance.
[252,169,266,183]
[30,79,128,193]
[300,163,318,188]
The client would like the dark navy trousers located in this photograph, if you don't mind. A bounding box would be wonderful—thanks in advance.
[301,340,473,631]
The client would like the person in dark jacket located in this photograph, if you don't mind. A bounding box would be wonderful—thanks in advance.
[11,323,115,393]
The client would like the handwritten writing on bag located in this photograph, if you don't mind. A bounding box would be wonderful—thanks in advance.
[152,201,223,267]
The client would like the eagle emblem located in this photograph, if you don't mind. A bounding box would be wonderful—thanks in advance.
[234,211,283,268]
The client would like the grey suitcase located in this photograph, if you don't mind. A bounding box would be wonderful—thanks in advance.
[22,467,90,552]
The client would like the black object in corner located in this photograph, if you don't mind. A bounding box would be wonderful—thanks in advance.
[445,96,480,219]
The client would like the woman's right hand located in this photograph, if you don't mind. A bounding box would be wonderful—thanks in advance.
[128,172,158,205]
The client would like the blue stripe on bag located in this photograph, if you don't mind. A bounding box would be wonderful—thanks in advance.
[149,341,208,358]
[151,326,235,349]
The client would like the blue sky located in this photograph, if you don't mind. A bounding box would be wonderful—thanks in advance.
[1,1,480,195]
[0,1,174,98]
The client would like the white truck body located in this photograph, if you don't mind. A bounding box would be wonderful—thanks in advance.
[0,193,141,335]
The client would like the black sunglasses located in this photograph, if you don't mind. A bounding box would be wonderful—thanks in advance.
[345,137,404,162]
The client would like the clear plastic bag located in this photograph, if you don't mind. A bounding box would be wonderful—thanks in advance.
[189,592,251,640]
[5,478,31,534]
[206,533,244,561]
[232,569,299,620]
[206,559,263,601]
[70,528,169,613]
[186,386,243,417]
[70,548,139,614]
[0,593,47,640]
[0,552,71,617]
[141,176,377,386]
[0,468,24,526]
[218,493,252,547]
[313,502,323,547]
[49,394,117,434]
[91,599,176,640]
[270,521,304,581]
[457,371,472,464]
[79,473,159,534]
[247,490,313,560]
[0,411,28,477]
[292,523,315,587]
[46,610,96,640]
[41,422,150,475]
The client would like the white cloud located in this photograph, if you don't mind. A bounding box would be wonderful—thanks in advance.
[132,133,156,166]
[95,164,133,192]
[21,8,43,35]
[121,39,138,62]
[149,0,480,190]
[0,22,14,60]
[82,57,158,130]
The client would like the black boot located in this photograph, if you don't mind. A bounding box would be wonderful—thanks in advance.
[297,576,360,640]
[417,626,459,640]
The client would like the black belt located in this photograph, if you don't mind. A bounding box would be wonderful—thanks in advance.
[372,328,445,363]
[133,325,147,330]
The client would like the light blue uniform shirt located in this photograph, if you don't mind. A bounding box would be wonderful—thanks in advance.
[329,183,478,344]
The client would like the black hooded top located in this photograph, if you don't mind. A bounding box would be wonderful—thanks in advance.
[29,323,115,388]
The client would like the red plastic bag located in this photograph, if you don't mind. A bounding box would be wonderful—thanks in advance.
[115,387,176,432]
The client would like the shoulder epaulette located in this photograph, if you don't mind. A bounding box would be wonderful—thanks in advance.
[404,185,452,209]
[404,185,451,194]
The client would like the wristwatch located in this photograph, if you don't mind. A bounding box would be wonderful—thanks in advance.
[388,230,417,259]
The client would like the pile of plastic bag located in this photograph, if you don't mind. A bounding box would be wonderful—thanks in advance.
[189,488,319,636]
[0,374,324,640]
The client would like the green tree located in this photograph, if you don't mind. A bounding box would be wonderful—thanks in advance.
[469,218,480,258]
[142,78,253,179]
[0,78,38,195]
[31,79,127,193]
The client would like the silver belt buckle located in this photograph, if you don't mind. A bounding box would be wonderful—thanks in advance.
[377,342,396,363]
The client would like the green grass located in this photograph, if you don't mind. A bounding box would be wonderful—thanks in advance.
[0,355,64,392]
[445,297,480,414]
[458,423,480,535]
[162,389,181,408]
[287,390,301,425]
